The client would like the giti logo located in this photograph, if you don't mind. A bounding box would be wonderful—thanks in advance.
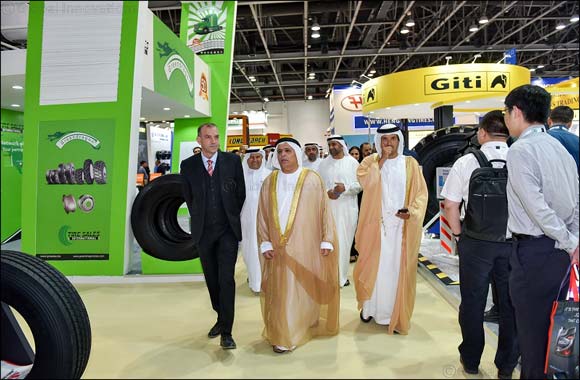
[363,85,377,106]
[424,72,510,95]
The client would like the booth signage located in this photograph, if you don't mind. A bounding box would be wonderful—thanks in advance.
[551,94,579,109]
[185,1,228,55]
[227,135,268,147]
[341,95,364,111]
[424,72,510,95]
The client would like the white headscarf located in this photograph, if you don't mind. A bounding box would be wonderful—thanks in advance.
[302,143,321,165]
[326,135,350,157]
[271,138,303,171]
[374,124,404,158]
[242,149,267,174]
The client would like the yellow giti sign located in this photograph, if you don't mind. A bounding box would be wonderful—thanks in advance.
[424,72,510,95]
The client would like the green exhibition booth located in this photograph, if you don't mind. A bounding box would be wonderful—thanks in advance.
[2,1,237,276]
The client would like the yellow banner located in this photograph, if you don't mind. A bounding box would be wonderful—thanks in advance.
[551,94,579,109]
[362,63,530,112]
[227,135,268,147]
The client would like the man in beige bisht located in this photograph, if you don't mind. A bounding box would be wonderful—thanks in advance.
[354,124,428,335]
[257,137,340,353]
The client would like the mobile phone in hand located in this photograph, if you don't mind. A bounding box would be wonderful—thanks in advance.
[397,208,409,214]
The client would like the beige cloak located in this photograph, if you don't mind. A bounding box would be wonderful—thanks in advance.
[257,168,340,348]
[354,154,428,335]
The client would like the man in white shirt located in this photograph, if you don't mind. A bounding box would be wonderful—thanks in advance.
[503,85,578,379]
[441,111,518,379]
[318,135,361,287]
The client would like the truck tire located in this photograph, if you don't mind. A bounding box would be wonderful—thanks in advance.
[1,250,92,379]
[93,161,107,185]
[74,169,85,185]
[83,159,94,185]
[412,126,479,225]
[131,174,198,261]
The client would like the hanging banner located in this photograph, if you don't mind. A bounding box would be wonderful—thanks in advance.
[35,119,115,261]
[184,1,228,55]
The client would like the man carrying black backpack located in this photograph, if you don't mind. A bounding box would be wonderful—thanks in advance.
[441,110,519,379]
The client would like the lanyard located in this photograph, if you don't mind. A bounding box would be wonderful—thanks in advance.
[520,125,546,139]
[551,125,568,132]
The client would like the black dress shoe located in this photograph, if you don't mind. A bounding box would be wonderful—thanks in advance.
[360,310,372,323]
[460,357,478,375]
[484,306,500,324]
[208,322,221,339]
[343,279,350,287]
[497,369,513,379]
[220,334,237,350]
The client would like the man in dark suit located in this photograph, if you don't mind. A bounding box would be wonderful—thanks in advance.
[180,122,246,350]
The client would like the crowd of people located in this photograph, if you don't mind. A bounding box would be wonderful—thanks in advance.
[175,84,578,379]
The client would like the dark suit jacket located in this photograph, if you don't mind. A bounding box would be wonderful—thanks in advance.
[180,151,246,244]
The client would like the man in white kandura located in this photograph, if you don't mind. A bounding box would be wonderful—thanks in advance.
[240,148,271,293]
[318,135,361,287]
[354,124,428,335]
[302,143,323,172]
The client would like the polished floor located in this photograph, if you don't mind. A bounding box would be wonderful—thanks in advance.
[76,260,517,379]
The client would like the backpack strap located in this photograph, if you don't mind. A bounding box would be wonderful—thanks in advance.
[471,149,491,168]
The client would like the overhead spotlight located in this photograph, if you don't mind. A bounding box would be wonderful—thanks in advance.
[311,22,320,31]
[12,85,23,90]
[400,26,410,34]
[307,95,313,100]
[309,72,316,78]
[529,68,536,72]
[537,65,545,69]
[469,24,479,32]
[369,67,377,74]
[249,76,257,82]
[360,74,373,81]
[555,22,566,30]
[311,31,321,39]
[479,15,489,24]
[571,14,579,23]
[368,72,374,77]
[264,97,269,102]
[405,18,415,27]
[445,56,452,65]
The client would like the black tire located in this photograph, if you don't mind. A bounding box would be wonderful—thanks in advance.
[46,170,53,185]
[64,163,76,184]
[0,250,92,379]
[50,170,60,184]
[74,169,85,185]
[57,164,67,184]
[83,159,94,185]
[412,126,479,225]
[131,174,198,261]
[93,161,107,184]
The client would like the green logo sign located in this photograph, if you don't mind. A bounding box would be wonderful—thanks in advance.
[157,42,194,95]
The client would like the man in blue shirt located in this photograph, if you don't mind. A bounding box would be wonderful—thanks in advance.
[548,105,579,172]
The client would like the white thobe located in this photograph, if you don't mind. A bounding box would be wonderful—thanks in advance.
[303,159,322,173]
[362,156,406,324]
[318,155,361,286]
[240,167,271,292]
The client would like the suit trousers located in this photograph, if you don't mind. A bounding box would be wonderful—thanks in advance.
[197,225,239,335]
[457,235,519,372]
[509,236,570,379]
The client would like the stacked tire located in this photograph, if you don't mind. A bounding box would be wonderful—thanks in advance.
[131,174,198,261]
[46,159,106,185]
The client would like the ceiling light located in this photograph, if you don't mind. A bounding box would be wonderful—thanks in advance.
[163,107,170,111]
[555,23,566,30]
[479,15,489,24]
[184,115,190,117]
[368,72,374,77]
[400,26,409,34]
[571,14,579,23]
[405,18,415,27]
[469,24,479,32]
[12,85,23,90]
[11,104,20,108]
[250,77,257,82]
[369,68,376,74]
[307,95,313,100]
[162,120,166,123]
[311,31,320,39]
[529,68,536,72]
[263,97,269,102]
[369,111,374,114]
[140,117,146,120]
[414,103,419,106]
[537,65,545,69]
[311,22,320,31]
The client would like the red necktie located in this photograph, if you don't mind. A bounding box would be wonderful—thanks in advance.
[207,159,214,176]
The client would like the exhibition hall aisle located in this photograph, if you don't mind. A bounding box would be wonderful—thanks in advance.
[78,263,517,379]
